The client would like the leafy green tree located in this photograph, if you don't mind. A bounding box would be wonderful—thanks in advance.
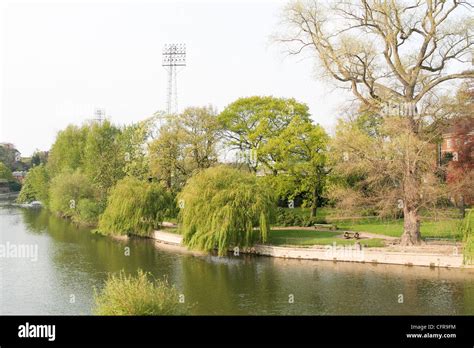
[17,165,49,203]
[0,162,14,181]
[83,120,125,200]
[149,121,185,190]
[120,119,154,180]
[218,96,311,173]
[149,106,220,190]
[0,145,21,171]
[49,170,96,219]
[31,150,48,167]
[263,116,329,218]
[178,166,276,256]
[98,177,173,237]
[47,125,89,176]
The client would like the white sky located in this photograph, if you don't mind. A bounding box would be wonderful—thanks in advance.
[0,0,351,156]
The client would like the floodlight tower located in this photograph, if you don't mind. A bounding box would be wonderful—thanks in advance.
[93,108,105,123]
[162,43,186,115]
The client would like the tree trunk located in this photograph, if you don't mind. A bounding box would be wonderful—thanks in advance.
[459,196,465,219]
[310,186,318,218]
[400,207,422,245]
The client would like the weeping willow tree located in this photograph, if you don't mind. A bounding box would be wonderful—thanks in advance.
[98,177,173,237]
[178,166,276,256]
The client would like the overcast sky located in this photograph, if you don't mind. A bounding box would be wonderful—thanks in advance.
[0,0,352,156]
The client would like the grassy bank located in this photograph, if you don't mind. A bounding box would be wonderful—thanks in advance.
[267,229,385,247]
[277,207,463,240]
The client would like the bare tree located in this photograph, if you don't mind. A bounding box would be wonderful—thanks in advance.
[280,0,473,245]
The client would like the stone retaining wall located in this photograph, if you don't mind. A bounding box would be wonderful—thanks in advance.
[152,230,469,269]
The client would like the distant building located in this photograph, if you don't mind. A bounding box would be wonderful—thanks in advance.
[440,120,474,161]
[438,116,474,207]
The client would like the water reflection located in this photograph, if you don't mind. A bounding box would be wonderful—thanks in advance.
[0,206,473,315]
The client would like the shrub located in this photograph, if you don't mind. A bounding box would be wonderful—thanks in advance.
[49,170,94,218]
[75,199,102,226]
[93,270,185,315]
[98,177,172,237]
[178,165,276,256]
[275,208,304,226]
[0,162,13,181]
[17,165,50,203]
[302,215,327,226]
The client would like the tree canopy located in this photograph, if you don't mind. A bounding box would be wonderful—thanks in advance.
[98,177,173,237]
[178,165,276,255]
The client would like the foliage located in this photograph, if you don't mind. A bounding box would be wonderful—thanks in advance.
[281,0,474,246]
[120,119,154,180]
[262,115,330,217]
[218,96,311,172]
[83,120,125,199]
[31,150,48,167]
[0,145,21,171]
[0,162,14,181]
[329,117,447,245]
[178,166,276,255]
[149,106,220,190]
[93,270,185,315]
[275,207,327,227]
[47,125,89,176]
[76,199,102,226]
[98,177,173,237]
[49,170,96,219]
[461,210,473,265]
[17,165,49,204]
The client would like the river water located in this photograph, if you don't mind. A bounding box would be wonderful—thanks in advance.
[1,205,474,315]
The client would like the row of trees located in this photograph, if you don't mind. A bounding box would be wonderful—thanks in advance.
[16,96,329,252]
[17,0,473,250]
[18,86,472,250]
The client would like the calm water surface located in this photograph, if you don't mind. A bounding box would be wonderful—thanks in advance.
[1,205,474,315]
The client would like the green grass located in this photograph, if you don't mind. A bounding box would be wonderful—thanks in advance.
[336,219,461,240]
[267,229,385,248]
[161,226,179,234]
[164,217,178,224]
[278,207,464,240]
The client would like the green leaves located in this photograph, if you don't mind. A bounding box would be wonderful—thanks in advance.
[178,165,276,256]
[98,177,173,237]
[149,106,220,191]
[218,96,312,172]
[0,162,14,181]
[16,164,49,204]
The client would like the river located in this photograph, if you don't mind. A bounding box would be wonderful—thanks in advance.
[1,204,473,315]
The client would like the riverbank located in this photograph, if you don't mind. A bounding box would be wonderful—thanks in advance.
[152,230,472,269]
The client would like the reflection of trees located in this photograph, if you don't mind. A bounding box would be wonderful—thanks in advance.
[19,207,181,286]
[464,284,474,315]
[15,208,473,315]
[178,254,330,315]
